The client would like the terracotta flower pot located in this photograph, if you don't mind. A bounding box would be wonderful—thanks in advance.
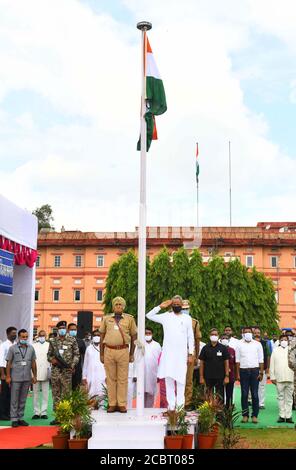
[68,438,88,449]
[52,433,70,449]
[181,434,194,449]
[197,433,215,449]
[164,436,183,449]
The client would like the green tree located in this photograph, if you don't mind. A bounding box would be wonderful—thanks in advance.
[188,249,204,322]
[226,259,250,335]
[170,247,190,298]
[32,204,55,232]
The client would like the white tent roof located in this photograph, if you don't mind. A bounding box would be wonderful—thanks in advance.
[0,194,38,249]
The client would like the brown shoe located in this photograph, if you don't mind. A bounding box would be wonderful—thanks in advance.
[241,416,249,423]
[107,406,116,413]
[118,406,127,413]
[252,416,258,424]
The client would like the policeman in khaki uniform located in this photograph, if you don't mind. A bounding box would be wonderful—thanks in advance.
[47,320,80,424]
[182,300,201,410]
[100,297,137,413]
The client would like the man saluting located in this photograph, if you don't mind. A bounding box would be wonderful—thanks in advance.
[146,295,194,411]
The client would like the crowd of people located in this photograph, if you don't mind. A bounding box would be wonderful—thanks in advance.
[0,295,296,428]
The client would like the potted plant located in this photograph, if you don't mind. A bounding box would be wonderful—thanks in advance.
[52,399,73,449]
[164,410,183,449]
[67,387,94,449]
[216,405,241,449]
[177,407,193,449]
[196,401,217,449]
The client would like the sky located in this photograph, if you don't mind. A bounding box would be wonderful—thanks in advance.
[1,0,296,232]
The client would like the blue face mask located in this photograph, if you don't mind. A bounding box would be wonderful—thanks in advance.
[69,330,77,337]
[39,337,46,343]
[19,339,28,345]
[182,309,190,315]
[58,329,67,336]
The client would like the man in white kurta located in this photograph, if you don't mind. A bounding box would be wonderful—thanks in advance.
[32,331,50,418]
[146,296,194,410]
[82,332,106,398]
[144,328,161,408]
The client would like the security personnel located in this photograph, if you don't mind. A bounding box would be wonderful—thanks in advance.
[47,320,80,424]
[182,300,201,410]
[100,297,137,413]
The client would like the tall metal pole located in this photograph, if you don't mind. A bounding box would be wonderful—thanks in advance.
[229,140,232,227]
[136,20,151,416]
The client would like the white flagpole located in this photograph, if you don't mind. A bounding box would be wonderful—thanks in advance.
[229,140,232,227]
[136,21,152,416]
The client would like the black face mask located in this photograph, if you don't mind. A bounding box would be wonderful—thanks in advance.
[172,305,182,313]
[10,335,17,342]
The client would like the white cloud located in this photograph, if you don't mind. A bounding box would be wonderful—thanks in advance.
[0,0,296,231]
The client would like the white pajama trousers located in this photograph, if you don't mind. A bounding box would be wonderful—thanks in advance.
[276,382,294,419]
[33,380,49,416]
[258,371,267,407]
[165,377,185,410]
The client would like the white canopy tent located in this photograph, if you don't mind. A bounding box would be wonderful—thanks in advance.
[0,194,38,342]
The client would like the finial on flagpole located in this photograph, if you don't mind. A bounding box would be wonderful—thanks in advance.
[137,21,152,31]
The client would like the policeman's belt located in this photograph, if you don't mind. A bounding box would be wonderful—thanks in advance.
[105,344,128,350]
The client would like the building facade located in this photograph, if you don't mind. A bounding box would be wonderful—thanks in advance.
[34,223,296,333]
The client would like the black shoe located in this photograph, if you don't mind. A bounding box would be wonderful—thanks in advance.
[277,417,285,423]
[41,415,48,419]
[11,422,19,428]
[32,414,40,420]
[18,420,29,426]
[50,419,59,425]
[185,405,194,411]
[259,405,265,409]
[0,415,10,421]
[286,418,294,423]
[248,401,252,406]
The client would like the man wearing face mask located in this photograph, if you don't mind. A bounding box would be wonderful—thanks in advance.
[220,334,236,408]
[199,328,230,401]
[32,330,50,419]
[146,295,194,411]
[0,326,17,420]
[236,326,264,424]
[6,329,37,427]
[143,327,161,408]
[47,320,80,424]
[67,323,86,390]
[270,334,294,423]
[253,327,271,410]
[182,300,201,411]
[82,329,106,398]
[288,334,296,417]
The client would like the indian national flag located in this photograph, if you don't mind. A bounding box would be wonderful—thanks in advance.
[137,33,167,151]
[196,142,199,184]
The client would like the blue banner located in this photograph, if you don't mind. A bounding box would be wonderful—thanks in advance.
[0,249,14,295]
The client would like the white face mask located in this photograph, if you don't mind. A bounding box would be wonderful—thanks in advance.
[210,335,219,342]
[221,339,229,346]
[145,335,153,342]
[244,333,253,342]
[92,336,100,344]
[39,337,46,343]
[280,340,288,348]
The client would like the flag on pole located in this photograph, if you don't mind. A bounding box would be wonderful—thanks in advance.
[137,33,167,151]
[196,142,199,183]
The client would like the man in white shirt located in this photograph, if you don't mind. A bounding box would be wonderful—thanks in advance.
[270,334,294,423]
[32,330,50,419]
[146,295,194,410]
[0,326,17,420]
[236,326,264,424]
[82,330,106,398]
[143,327,161,408]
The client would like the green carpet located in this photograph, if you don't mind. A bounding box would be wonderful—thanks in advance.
[0,388,55,427]
[234,383,295,429]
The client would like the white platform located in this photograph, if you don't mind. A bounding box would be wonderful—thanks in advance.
[88,408,168,449]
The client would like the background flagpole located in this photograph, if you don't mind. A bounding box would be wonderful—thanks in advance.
[196,142,199,229]
[136,20,151,416]
[229,140,232,227]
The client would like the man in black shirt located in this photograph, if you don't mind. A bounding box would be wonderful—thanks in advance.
[199,328,230,401]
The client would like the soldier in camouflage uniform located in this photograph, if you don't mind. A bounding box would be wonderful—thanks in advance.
[288,335,296,426]
[47,321,80,424]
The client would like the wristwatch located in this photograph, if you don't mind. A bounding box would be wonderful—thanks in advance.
[225,374,229,377]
